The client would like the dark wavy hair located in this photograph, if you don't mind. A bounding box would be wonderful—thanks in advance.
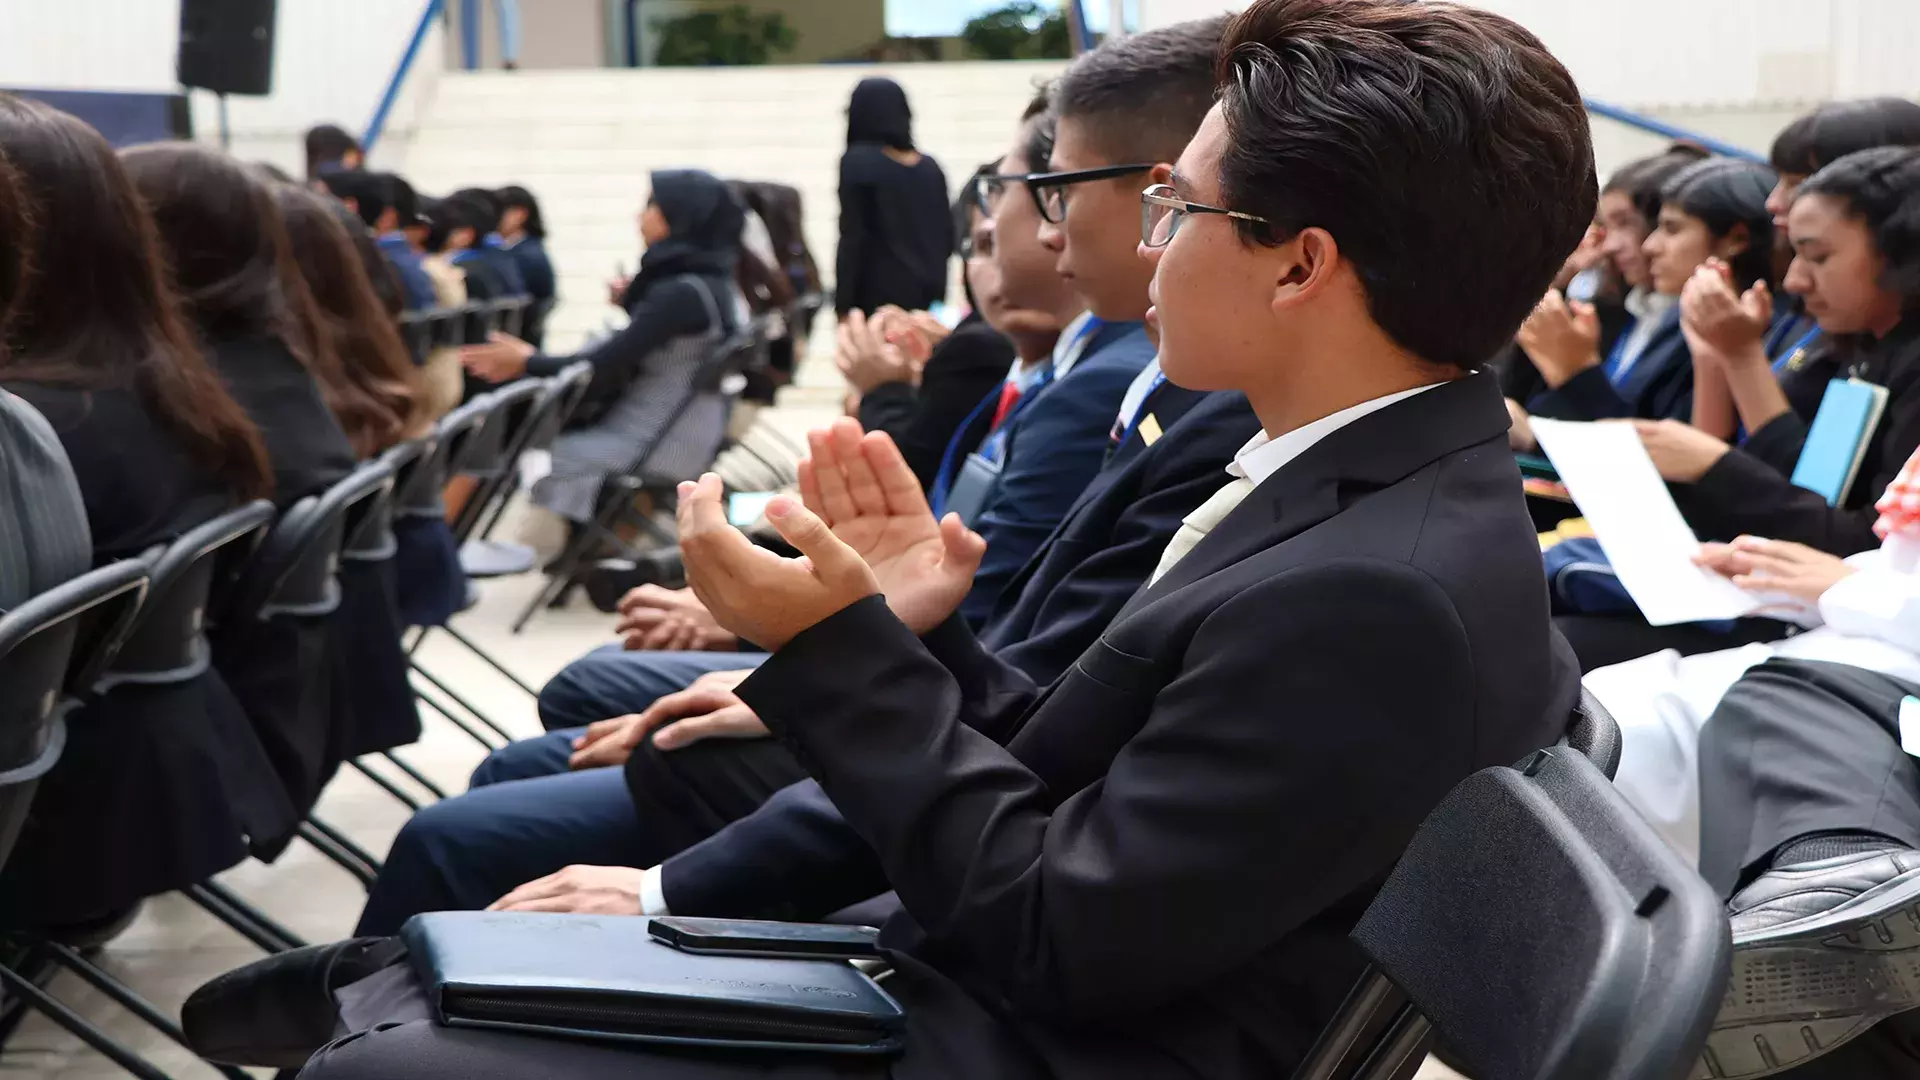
[272,184,428,456]
[1604,143,1712,227]
[1214,0,1595,370]
[120,140,396,461]
[1798,146,1920,305]
[495,184,546,240]
[0,96,270,500]
[1661,157,1779,290]
[1772,98,1920,178]
[0,148,25,353]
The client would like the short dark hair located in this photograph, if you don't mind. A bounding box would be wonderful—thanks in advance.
[1053,16,1227,164]
[1661,157,1779,290]
[303,122,360,179]
[1799,146,1920,302]
[389,174,424,227]
[1605,143,1711,226]
[1215,0,1596,370]
[449,187,504,232]
[318,167,390,228]
[1019,84,1056,174]
[1772,98,1920,178]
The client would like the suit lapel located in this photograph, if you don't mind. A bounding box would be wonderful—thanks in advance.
[1115,374,1511,615]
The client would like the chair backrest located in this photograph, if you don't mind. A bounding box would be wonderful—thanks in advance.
[228,461,396,623]
[98,501,275,692]
[448,376,547,542]
[399,396,491,521]
[398,309,433,363]
[1563,688,1624,781]
[344,438,431,563]
[0,560,149,868]
[490,296,528,339]
[465,362,595,542]
[1290,747,1730,1080]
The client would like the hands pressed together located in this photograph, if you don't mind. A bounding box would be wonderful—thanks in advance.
[835,306,950,396]
[1680,258,1771,367]
[676,417,986,653]
[614,585,737,653]
[1515,288,1603,388]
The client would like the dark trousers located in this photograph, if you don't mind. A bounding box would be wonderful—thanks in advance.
[1696,658,1920,1078]
[535,645,767,730]
[1554,612,1791,673]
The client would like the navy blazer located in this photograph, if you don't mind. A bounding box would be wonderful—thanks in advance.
[960,320,1156,625]
[1525,306,1693,422]
[656,391,1275,921]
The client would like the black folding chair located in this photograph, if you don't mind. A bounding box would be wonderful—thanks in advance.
[0,561,232,1080]
[511,322,768,632]
[1290,696,1728,1080]
[219,463,395,893]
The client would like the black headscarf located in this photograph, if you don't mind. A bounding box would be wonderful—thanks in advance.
[630,169,744,304]
[846,77,914,152]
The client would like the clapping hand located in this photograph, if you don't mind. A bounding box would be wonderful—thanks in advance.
[1681,258,1771,365]
[1515,289,1603,388]
[836,310,917,394]
[460,331,536,383]
[676,419,986,651]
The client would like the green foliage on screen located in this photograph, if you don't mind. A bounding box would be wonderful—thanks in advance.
[652,5,801,67]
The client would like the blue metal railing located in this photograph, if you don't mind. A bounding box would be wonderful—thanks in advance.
[1584,97,1764,162]
[363,0,444,154]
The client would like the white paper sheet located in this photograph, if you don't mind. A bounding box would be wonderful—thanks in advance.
[1531,419,1762,627]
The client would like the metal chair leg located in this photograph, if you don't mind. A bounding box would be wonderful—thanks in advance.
[40,942,253,1080]
[409,660,514,744]
[439,625,540,698]
[347,757,426,811]
[378,750,450,800]
[182,881,308,952]
[0,962,177,1080]
[305,816,384,872]
[298,819,381,890]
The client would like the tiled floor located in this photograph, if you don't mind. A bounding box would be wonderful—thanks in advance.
[0,375,1467,1079]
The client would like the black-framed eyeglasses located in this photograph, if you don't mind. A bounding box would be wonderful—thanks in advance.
[1026,164,1156,223]
[970,172,1031,217]
[1140,184,1270,248]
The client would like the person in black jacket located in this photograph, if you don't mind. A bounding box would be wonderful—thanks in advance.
[0,96,293,926]
[209,4,1594,1077]
[462,169,744,525]
[833,77,951,318]
[494,184,556,348]
[1643,147,1920,555]
[845,172,1016,490]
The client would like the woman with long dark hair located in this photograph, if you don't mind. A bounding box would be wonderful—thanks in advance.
[834,76,951,318]
[123,141,416,816]
[0,95,292,926]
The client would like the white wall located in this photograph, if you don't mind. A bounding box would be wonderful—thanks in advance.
[1,0,446,175]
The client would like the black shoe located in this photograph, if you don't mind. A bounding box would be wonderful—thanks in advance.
[581,554,685,613]
[182,937,407,1068]
[1696,848,1920,1078]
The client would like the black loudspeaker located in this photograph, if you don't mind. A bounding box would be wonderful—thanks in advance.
[177,0,278,97]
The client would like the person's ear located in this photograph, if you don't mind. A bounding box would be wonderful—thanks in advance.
[1147,163,1174,189]
[1270,227,1339,315]
[342,196,361,215]
[1716,222,1751,262]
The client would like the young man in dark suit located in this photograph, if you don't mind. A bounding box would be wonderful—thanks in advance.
[269,1,1595,1077]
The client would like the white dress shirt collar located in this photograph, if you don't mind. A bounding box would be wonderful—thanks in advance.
[1229,381,1447,488]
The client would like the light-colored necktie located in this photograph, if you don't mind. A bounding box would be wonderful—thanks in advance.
[1149,477,1258,585]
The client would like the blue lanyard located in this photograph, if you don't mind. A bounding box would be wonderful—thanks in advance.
[1772,326,1823,376]
[929,365,1056,517]
[1600,315,1637,383]
[977,365,1056,464]
[1115,373,1169,446]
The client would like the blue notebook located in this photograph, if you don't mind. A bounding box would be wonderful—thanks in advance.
[1791,378,1890,506]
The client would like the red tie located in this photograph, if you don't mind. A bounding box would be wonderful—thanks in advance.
[988,380,1022,431]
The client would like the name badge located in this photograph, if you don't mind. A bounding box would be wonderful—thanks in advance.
[1899,696,1920,757]
[1139,414,1163,446]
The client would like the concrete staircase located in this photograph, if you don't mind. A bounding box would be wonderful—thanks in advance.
[398,62,1068,356]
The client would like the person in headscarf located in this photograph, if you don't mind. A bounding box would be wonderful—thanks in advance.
[462,169,746,523]
[835,76,952,319]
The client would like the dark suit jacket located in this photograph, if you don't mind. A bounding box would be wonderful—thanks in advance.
[1526,307,1693,422]
[961,320,1155,625]
[1675,317,1920,555]
[0,390,90,609]
[730,374,1580,1080]
[658,388,1261,918]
